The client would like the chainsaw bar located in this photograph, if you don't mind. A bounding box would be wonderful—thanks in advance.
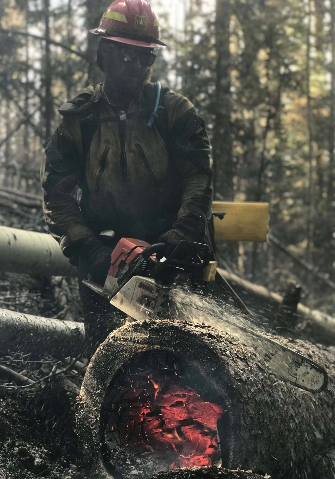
[110,275,328,393]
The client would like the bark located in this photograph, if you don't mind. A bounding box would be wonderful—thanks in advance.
[0,308,84,358]
[77,318,335,479]
[0,226,76,277]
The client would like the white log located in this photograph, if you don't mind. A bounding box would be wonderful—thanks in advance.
[0,226,76,277]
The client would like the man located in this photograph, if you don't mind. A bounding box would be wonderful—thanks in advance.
[41,0,214,353]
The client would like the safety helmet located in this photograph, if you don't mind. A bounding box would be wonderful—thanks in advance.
[90,0,167,49]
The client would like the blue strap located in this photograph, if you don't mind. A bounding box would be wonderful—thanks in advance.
[147,81,161,128]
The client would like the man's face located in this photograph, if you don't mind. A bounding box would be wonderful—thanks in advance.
[100,40,155,96]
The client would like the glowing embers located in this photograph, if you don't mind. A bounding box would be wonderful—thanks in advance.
[102,351,225,478]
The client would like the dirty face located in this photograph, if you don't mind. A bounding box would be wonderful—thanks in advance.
[99,39,154,97]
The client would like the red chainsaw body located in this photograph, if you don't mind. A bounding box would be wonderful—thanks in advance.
[108,238,153,278]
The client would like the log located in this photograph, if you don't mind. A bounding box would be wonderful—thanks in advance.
[0,189,41,208]
[0,226,76,277]
[77,315,334,479]
[0,308,84,358]
[268,233,335,291]
[0,187,42,202]
[218,268,335,344]
[0,364,33,386]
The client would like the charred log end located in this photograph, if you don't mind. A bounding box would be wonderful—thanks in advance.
[274,281,302,330]
[76,320,238,479]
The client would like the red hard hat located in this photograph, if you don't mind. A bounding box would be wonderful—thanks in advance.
[90,0,167,49]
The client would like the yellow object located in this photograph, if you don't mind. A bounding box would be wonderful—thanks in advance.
[103,11,128,23]
[153,19,159,26]
[213,202,268,242]
[203,261,218,282]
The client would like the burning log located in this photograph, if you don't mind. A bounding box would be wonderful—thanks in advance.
[0,308,84,358]
[77,311,334,479]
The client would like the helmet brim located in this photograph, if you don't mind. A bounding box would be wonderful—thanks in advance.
[90,28,166,49]
[101,35,166,49]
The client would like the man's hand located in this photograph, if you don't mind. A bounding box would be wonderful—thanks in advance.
[158,211,206,258]
[75,236,114,285]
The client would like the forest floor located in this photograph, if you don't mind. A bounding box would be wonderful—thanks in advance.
[0,205,324,479]
[0,206,86,478]
[0,206,270,479]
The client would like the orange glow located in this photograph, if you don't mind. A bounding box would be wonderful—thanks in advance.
[111,378,224,469]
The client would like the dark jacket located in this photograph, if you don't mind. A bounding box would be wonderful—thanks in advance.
[41,83,213,256]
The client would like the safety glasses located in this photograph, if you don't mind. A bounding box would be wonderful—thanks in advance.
[118,46,156,67]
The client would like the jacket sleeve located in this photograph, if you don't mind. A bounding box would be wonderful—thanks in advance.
[41,115,95,257]
[165,93,213,221]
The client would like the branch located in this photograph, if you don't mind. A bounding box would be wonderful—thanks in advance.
[0,365,34,386]
[268,234,335,291]
[0,107,39,149]
[0,356,80,390]
[0,28,89,61]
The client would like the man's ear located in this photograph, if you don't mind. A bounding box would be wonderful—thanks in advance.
[97,47,105,72]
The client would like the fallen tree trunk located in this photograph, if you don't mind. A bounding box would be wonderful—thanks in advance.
[0,187,42,202]
[0,308,84,358]
[1,226,334,343]
[77,313,335,479]
[0,189,42,208]
[0,226,76,277]
[219,268,335,344]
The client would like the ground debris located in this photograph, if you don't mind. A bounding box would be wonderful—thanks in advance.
[150,466,267,478]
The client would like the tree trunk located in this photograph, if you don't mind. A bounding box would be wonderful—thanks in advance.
[0,308,84,358]
[85,0,108,86]
[306,0,315,265]
[44,0,53,140]
[328,0,335,226]
[212,0,233,201]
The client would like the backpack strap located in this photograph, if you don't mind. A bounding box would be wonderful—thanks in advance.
[143,82,170,147]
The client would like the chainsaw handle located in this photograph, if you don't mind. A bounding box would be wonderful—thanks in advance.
[141,243,166,260]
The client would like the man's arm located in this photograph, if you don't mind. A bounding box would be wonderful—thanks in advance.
[160,93,214,253]
[41,116,95,257]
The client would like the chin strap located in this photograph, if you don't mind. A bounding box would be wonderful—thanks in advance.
[147,81,161,128]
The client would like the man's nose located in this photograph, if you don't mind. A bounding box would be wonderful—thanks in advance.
[130,55,142,69]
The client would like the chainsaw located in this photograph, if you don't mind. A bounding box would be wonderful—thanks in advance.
[83,237,328,394]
